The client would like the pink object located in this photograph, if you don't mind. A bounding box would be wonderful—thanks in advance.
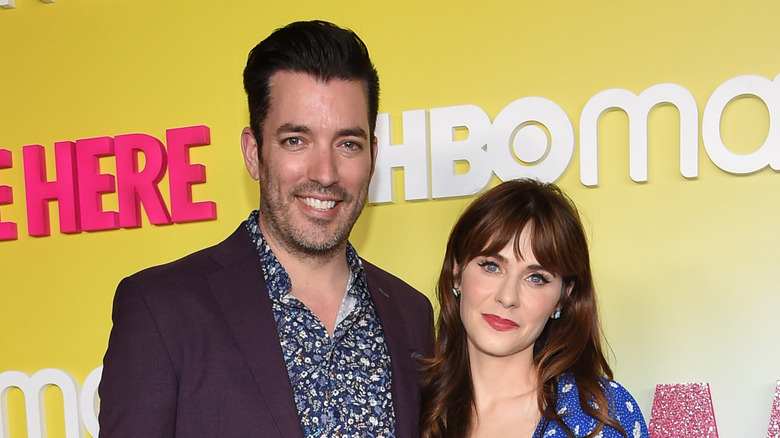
[648,382,719,438]
[0,148,11,169]
[166,125,216,223]
[115,133,171,228]
[76,136,119,231]
[23,142,81,236]
[767,380,780,438]
[0,148,17,240]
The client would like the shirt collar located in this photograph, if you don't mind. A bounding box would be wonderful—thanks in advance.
[245,210,367,301]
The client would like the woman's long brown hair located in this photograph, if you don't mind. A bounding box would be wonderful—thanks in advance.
[419,179,626,438]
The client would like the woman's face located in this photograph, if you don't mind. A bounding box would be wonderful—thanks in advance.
[457,226,566,363]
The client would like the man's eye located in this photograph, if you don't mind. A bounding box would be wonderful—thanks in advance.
[342,141,361,150]
[283,137,302,147]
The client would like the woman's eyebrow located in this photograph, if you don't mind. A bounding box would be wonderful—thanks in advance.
[481,253,508,263]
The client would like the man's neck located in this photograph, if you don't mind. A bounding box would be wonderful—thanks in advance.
[258,221,352,336]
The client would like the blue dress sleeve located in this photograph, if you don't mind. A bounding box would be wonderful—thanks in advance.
[602,379,650,438]
[546,374,650,438]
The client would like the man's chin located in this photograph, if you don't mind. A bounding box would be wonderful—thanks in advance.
[291,236,348,258]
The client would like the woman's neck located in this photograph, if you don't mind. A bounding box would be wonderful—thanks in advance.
[468,351,541,438]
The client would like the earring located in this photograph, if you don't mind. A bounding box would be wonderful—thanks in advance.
[552,309,561,319]
[452,288,460,298]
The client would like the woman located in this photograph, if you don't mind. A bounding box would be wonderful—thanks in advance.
[420,179,648,438]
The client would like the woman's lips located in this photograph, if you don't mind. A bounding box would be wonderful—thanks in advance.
[482,313,519,331]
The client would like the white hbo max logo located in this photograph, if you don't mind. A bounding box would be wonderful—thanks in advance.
[369,74,780,203]
[0,367,102,438]
[370,97,573,202]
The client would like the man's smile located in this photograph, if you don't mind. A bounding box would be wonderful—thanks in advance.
[299,197,338,211]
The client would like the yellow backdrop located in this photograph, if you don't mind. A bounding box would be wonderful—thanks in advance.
[2,0,778,436]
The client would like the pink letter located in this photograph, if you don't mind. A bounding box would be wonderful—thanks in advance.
[115,133,171,228]
[167,125,216,223]
[23,142,81,236]
[768,380,780,438]
[75,137,119,231]
[0,149,17,240]
[649,382,719,438]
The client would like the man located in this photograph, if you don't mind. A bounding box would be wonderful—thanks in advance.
[98,20,434,438]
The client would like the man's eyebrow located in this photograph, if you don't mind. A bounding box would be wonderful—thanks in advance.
[276,123,312,135]
[274,124,368,140]
[337,127,368,140]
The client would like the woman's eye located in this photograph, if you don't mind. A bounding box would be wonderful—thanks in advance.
[528,273,552,285]
[477,261,500,273]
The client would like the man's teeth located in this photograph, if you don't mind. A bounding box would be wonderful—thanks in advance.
[302,198,336,211]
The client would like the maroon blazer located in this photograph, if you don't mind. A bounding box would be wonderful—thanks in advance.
[98,223,435,438]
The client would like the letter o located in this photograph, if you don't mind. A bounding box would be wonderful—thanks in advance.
[487,97,574,182]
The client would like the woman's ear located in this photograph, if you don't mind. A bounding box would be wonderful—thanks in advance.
[452,266,461,289]
[552,281,574,319]
[558,281,573,300]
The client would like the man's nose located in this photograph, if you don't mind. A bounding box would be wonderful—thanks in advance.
[308,145,339,187]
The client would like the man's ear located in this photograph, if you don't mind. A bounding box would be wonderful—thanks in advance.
[369,135,378,178]
[241,127,260,180]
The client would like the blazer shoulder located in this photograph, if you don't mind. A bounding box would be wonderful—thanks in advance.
[361,258,430,306]
[361,258,434,353]
[118,223,256,297]
[128,224,251,279]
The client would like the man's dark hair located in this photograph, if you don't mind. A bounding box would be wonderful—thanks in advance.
[243,20,380,151]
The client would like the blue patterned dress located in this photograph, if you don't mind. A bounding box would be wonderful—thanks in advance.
[532,373,649,438]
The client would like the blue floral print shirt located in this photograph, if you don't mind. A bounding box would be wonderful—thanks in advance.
[246,211,396,438]
[534,373,649,438]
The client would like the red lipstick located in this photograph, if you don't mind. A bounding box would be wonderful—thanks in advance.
[482,313,519,331]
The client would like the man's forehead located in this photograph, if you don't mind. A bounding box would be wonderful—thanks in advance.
[265,71,371,128]
[268,70,368,100]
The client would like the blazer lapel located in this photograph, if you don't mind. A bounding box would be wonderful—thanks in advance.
[366,268,420,438]
[207,225,303,438]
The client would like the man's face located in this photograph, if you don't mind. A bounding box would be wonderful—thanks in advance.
[241,71,376,258]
